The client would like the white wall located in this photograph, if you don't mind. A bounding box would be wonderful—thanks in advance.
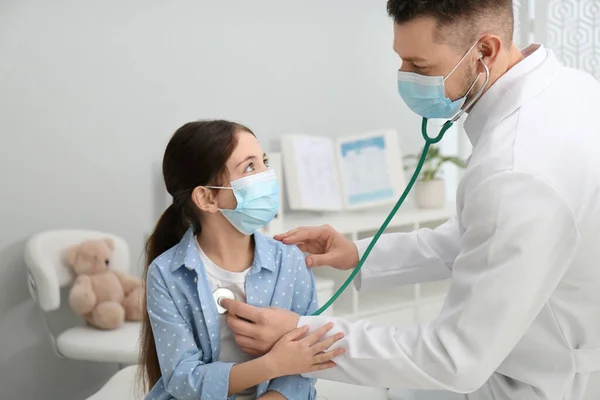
[0,1,428,398]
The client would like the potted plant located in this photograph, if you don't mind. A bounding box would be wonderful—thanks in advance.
[404,146,467,209]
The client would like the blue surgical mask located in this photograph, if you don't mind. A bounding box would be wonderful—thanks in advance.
[397,40,481,120]
[208,170,279,235]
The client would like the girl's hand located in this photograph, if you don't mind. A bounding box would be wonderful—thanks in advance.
[265,322,345,377]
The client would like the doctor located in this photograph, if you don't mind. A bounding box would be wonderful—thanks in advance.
[223,0,600,399]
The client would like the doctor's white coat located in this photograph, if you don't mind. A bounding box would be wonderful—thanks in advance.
[301,44,600,400]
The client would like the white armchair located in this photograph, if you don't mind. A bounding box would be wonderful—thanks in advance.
[24,229,142,364]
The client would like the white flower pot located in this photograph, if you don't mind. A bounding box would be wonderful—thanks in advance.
[415,179,446,209]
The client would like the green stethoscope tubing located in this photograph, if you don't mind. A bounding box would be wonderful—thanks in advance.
[312,118,455,316]
[310,59,489,316]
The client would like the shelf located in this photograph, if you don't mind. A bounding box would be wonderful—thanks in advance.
[281,203,455,236]
[356,284,416,318]
[419,280,451,304]
[312,268,357,316]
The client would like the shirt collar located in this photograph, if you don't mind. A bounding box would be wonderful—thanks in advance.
[464,44,555,146]
[169,228,276,273]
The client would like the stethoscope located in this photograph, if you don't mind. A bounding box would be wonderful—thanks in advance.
[214,59,490,317]
[214,288,236,315]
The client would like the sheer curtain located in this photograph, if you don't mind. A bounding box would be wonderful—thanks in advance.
[453,0,600,191]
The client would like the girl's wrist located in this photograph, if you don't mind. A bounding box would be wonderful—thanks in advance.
[260,353,281,380]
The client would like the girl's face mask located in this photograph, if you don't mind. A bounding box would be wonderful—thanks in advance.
[207,169,279,235]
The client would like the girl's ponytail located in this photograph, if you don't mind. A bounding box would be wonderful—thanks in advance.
[139,202,188,391]
[145,203,188,268]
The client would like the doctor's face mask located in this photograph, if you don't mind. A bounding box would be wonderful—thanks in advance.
[393,19,484,120]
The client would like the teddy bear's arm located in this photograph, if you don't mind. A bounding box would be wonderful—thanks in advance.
[112,269,143,295]
[69,275,97,316]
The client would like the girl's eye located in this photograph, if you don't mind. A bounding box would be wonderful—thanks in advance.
[244,163,255,173]
[264,158,270,168]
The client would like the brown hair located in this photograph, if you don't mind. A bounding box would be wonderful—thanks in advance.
[386,0,514,48]
[138,119,254,392]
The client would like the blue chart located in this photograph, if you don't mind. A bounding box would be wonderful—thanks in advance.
[338,133,399,208]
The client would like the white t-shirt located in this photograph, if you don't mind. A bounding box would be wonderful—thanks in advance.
[197,245,257,400]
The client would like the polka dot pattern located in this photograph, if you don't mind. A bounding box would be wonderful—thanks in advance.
[144,228,319,400]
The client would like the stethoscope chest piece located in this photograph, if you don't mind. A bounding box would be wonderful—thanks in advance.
[213,288,236,315]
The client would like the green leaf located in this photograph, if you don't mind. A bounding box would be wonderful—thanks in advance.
[405,145,465,180]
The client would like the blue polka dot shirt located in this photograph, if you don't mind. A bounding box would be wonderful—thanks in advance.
[145,227,318,400]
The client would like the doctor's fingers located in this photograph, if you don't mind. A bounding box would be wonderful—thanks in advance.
[227,313,258,337]
[273,227,306,242]
[222,299,262,322]
[305,251,344,269]
[240,347,263,357]
[234,335,264,356]
[278,225,330,245]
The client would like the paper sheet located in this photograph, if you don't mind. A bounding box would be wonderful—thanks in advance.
[290,136,343,210]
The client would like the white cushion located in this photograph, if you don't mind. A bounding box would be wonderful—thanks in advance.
[25,229,130,311]
[86,365,142,400]
[57,322,141,364]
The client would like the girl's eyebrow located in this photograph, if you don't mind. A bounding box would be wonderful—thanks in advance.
[236,153,267,167]
[236,155,257,167]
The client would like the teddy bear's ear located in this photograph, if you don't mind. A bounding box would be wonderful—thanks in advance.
[64,245,79,266]
[103,238,115,252]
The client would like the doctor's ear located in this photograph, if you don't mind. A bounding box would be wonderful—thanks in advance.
[477,34,502,69]
[191,187,219,213]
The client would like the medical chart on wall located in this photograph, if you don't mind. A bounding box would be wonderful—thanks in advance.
[338,134,397,207]
[281,130,404,211]
[281,135,344,211]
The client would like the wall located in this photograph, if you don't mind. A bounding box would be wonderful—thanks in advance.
[0,0,426,398]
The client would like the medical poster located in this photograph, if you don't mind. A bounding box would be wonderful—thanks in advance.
[337,130,404,209]
[281,130,403,211]
[339,136,395,206]
[281,135,344,211]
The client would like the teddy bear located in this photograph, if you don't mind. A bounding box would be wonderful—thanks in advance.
[65,237,144,330]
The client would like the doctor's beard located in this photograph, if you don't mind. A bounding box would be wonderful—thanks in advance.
[461,63,484,109]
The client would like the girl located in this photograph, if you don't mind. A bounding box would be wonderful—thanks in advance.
[139,120,344,400]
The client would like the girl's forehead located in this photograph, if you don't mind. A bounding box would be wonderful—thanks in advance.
[228,132,262,163]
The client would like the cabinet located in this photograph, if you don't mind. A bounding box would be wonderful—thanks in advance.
[279,204,454,324]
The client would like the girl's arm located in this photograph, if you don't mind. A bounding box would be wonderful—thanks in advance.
[148,265,342,399]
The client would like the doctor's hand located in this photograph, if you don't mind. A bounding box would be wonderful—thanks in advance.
[222,299,299,356]
[275,225,359,270]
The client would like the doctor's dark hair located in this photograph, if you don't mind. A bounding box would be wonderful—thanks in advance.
[138,119,255,392]
[386,0,514,48]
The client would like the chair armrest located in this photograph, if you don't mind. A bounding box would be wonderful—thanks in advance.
[24,238,61,311]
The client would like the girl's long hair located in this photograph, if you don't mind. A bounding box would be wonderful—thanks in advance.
[138,120,254,392]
